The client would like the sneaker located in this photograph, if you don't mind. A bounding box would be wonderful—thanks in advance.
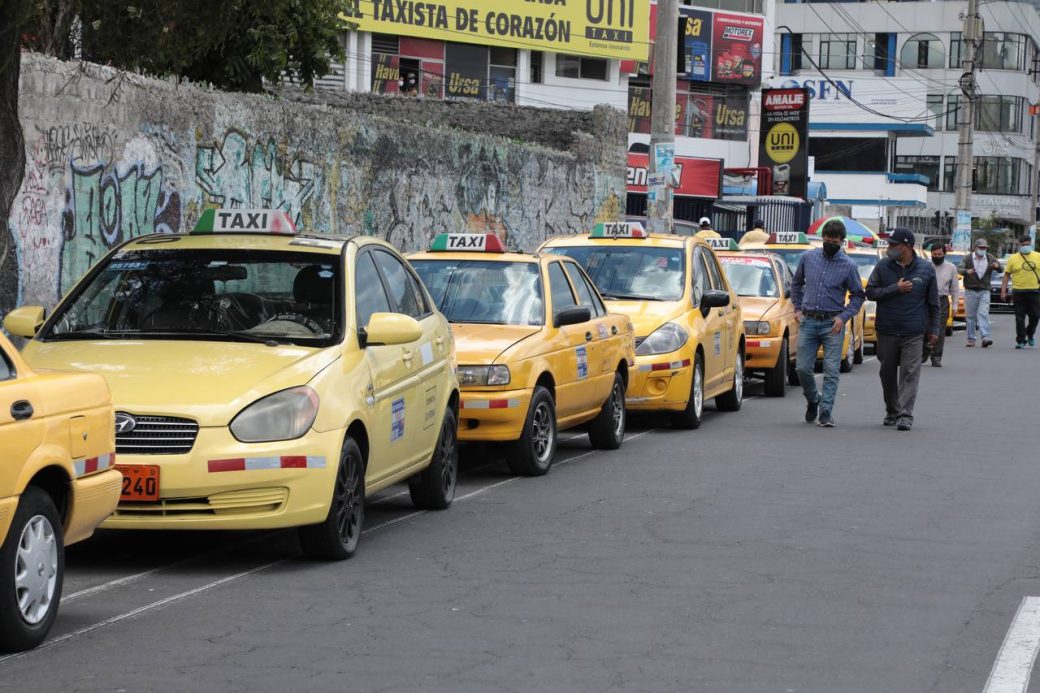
[1016,342,1026,350]
[897,420,912,431]
[931,359,942,367]
[883,417,897,427]
[1030,338,1037,348]
[981,339,992,348]
[966,341,975,347]
[817,412,835,427]
[805,396,821,423]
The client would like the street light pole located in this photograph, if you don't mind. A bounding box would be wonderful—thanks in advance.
[953,0,980,252]
[648,0,678,235]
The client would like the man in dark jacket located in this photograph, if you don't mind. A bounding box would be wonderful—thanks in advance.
[866,228,940,431]
[959,238,1001,347]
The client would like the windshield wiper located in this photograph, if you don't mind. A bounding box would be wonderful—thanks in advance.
[602,293,667,301]
[154,328,289,346]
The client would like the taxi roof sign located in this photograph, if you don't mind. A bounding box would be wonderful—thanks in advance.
[590,222,647,239]
[429,233,506,253]
[193,209,296,235]
[705,237,738,251]
[767,232,809,245]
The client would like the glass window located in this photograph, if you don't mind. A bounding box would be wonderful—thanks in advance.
[691,252,709,306]
[943,158,957,193]
[900,33,945,69]
[927,94,944,131]
[547,245,686,302]
[556,55,608,80]
[975,95,1025,133]
[489,47,517,103]
[981,32,1027,71]
[950,32,962,69]
[0,347,13,380]
[719,257,778,298]
[818,34,857,70]
[563,262,604,316]
[530,50,543,84]
[894,155,940,192]
[702,250,725,290]
[411,259,544,326]
[356,253,392,329]
[973,157,1026,194]
[946,93,960,130]
[548,262,577,311]
[371,250,425,319]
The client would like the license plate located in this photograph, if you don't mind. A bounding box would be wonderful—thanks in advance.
[115,464,160,502]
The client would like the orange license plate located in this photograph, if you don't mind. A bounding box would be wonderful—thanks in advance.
[116,464,160,502]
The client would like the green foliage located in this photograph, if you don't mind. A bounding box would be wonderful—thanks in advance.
[78,0,349,92]
[972,213,1015,256]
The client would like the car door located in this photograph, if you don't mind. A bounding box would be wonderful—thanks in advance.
[775,257,798,349]
[0,341,45,499]
[703,248,741,377]
[354,250,422,485]
[546,261,597,418]
[692,248,727,392]
[562,260,612,404]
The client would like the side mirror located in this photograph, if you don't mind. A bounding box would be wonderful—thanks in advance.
[554,306,591,328]
[700,290,730,316]
[361,312,422,347]
[4,306,46,338]
[784,287,792,299]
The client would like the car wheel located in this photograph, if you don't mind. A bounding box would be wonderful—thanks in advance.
[787,352,800,386]
[0,487,64,652]
[716,350,744,411]
[588,371,626,450]
[764,339,787,397]
[945,326,954,337]
[410,406,459,509]
[299,437,365,560]
[671,354,704,430]
[853,332,864,365]
[506,386,557,477]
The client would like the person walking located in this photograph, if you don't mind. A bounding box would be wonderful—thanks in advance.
[791,218,866,428]
[960,238,1000,348]
[739,219,769,246]
[1001,235,1040,348]
[924,242,960,367]
[694,216,721,240]
[866,228,940,431]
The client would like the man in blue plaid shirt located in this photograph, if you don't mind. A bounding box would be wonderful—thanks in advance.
[791,219,866,427]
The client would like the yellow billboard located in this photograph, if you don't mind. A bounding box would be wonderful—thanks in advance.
[340,0,649,61]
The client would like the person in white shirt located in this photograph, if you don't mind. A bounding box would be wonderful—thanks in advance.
[925,243,960,367]
[958,238,1001,348]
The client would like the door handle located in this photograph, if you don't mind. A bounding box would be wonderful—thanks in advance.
[611,325,618,335]
[585,332,593,342]
[402,348,414,362]
[435,336,445,346]
[717,309,725,317]
[11,400,33,421]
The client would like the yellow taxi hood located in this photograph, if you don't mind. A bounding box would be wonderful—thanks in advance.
[736,296,779,321]
[604,300,685,337]
[451,324,541,364]
[22,340,340,426]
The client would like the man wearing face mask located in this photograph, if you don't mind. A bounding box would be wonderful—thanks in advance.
[791,219,866,428]
[1001,235,1040,348]
[866,228,940,431]
[924,243,960,367]
[959,238,1000,348]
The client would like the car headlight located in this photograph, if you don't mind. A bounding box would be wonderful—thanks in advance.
[230,386,319,443]
[635,323,689,356]
[456,365,511,386]
[743,321,771,336]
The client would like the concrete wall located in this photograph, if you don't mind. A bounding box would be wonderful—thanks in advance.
[8,54,626,310]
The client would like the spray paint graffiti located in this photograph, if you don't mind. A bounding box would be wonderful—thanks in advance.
[37,124,117,174]
[195,131,321,228]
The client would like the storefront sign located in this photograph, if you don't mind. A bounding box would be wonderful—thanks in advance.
[341,0,650,60]
[758,88,810,199]
[626,152,723,199]
[444,43,487,100]
[679,8,763,86]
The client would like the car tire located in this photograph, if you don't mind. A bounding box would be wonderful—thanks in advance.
[764,339,787,397]
[506,386,556,477]
[588,371,626,450]
[299,437,365,561]
[839,339,853,373]
[716,350,744,412]
[853,332,864,365]
[410,407,459,509]
[945,326,954,337]
[787,354,800,386]
[671,354,704,430]
[0,487,64,652]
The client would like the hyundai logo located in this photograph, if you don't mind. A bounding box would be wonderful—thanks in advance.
[114,413,137,434]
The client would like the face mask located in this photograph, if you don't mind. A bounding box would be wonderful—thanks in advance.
[822,241,841,257]
[1021,245,1034,254]
[886,246,902,260]
[932,256,944,266]
[975,248,986,257]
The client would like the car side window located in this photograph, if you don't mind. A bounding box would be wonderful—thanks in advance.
[371,250,425,319]
[0,347,14,381]
[355,253,392,328]
[563,262,604,317]
[548,262,577,312]
[691,251,710,306]
[703,251,725,291]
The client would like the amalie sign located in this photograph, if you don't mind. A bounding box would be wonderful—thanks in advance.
[758,88,810,199]
[340,0,650,60]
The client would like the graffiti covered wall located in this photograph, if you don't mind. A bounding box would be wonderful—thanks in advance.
[8,54,626,310]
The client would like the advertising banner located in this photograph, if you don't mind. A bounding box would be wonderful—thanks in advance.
[341,0,650,61]
[371,53,401,94]
[758,88,810,199]
[626,152,723,199]
[444,43,487,101]
[711,12,764,86]
[710,90,749,141]
[680,8,714,83]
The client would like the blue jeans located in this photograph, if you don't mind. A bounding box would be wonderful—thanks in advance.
[964,289,991,341]
[796,317,845,414]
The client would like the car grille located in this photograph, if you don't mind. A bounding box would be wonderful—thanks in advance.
[113,488,289,518]
[116,413,199,455]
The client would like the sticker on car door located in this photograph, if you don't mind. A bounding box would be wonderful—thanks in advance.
[391,397,405,441]
[576,346,588,379]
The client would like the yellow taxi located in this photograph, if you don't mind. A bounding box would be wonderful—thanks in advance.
[408,233,634,476]
[0,331,119,651]
[847,240,884,351]
[539,222,745,430]
[4,209,460,561]
[711,239,799,397]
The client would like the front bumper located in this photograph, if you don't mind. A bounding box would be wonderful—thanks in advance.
[457,387,532,442]
[101,427,343,531]
[626,348,694,412]
[745,337,782,370]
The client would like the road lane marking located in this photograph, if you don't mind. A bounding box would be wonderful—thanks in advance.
[983,596,1040,693]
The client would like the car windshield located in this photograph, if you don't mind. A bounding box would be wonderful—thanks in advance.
[848,253,879,281]
[770,248,810,274]
[546,246,685,301]
[720,258,778,297]
[411,259,543,325]
[42,248,341,346]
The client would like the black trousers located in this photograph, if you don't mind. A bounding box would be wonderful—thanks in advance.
[923,296,950,362]
[1014,291,1040,343]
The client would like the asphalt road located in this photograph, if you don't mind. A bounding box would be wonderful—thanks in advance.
[3,315,1039,692]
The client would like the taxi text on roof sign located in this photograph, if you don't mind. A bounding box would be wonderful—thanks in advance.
[193,209,296,235]
[706,238,739,251]
[768,232,808,244]
[429,233,507,253]
[590,222,647,239]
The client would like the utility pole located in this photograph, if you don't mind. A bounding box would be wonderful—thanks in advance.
[648,0,678,235]
[953,0,981,252]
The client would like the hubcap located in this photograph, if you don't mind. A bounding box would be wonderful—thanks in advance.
[334,455,362,548]
[439,416,458,497]
[734,354,744,401]
[531,402,555,464]
[693,364,703,418]
[15,515,58,625]
[610,382,625,437]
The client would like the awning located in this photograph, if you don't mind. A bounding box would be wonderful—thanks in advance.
[626,152,723,200]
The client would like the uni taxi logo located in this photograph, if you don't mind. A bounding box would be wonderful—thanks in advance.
[586,0,636,43]
[765,123,799,164]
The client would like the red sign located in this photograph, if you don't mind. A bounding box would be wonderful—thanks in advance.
[626,152,722,199]
[763,89,807,111]
[711,12,764,86]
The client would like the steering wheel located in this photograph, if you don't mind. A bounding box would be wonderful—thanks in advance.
[261,312,324,335]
